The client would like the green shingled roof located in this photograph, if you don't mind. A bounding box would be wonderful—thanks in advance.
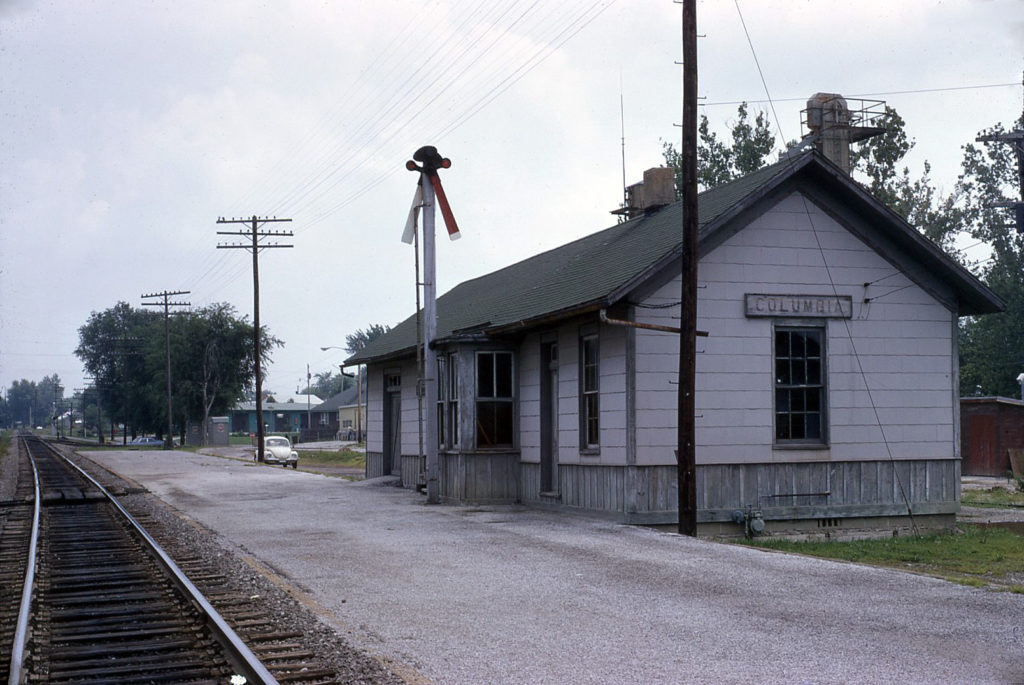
[347,156,794,365]
[347,151,1002,365]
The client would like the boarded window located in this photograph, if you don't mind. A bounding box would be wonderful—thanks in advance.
[774,327,825,443]
[476,351,514,448]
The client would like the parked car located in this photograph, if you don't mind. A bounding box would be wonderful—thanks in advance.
[257,435,298,468]
[130,436,164,447]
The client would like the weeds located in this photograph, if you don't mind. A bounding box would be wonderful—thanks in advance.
[961,486,1024,508]
[742,524,1024,592]
[297,447,365,469]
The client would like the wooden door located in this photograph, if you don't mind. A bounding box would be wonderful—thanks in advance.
[966,414,997,476]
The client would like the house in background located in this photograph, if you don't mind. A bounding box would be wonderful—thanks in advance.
[348,98,1003,537]
[306,380,367,441]
[231,393,322,436]
[960,397,1024,476]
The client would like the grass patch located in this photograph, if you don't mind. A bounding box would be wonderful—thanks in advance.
[741,524,1024,592]
[961,486,1024,508]
[297,447,365,469]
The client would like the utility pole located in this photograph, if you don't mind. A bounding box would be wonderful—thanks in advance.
[975,129,1024,232]
[975,72,1024,232]
[217,215,293,462]
[676,0,699,537]
[84,377,103,443]
[142,290,190,449]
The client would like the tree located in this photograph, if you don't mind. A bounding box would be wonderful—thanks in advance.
[345,323,392,355]
[850,106,963,252]
[304,370,349,399]
[170,303,280,444]
[662,102,775,192]
[954,113,1024,398]
[76,302,157,442]
[76,301,279,443]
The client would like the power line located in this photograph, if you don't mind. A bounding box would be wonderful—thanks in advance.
[702,82,1022,107]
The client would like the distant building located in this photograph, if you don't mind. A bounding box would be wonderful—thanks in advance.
[306,381,367,441]
[231,393,322,435]
[960,397,1024,476]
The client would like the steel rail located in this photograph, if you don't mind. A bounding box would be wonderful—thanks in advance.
[55,450,279,685]
[8,439,40,685]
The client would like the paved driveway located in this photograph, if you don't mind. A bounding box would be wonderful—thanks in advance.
[82,449,1024,684]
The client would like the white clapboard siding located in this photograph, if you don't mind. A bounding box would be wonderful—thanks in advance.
[635,191,955,467]
[398,358,418,457]
[365,371,384,453]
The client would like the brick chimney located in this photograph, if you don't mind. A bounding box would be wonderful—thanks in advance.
[805,93,853,173]
[612,167,676,219]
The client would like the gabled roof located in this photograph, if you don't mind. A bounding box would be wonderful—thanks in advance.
[311,382,366,413]
[233,399,323,413]
[349,152,1003,365]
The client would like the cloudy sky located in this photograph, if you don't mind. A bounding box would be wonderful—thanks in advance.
[2,0,1021,400]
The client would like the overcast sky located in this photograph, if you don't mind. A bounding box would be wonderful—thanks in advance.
[2,0,1022,402]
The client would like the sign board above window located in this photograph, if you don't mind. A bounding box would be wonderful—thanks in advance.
[745,294,852,319]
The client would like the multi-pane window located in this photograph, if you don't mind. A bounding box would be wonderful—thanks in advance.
[437,355,459,449]
[448,357,459,446]
[774,328,825,443]
[476,351,514,448]
[580,333,599,448]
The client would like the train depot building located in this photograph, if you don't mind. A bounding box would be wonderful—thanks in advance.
[348,148,1002,537]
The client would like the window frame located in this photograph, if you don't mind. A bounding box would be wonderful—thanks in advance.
[437,353,460,450]
[474,350,515,449]
[773,323,828,447]
[579,328,600,453]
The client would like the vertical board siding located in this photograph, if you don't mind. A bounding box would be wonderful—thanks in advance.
[560,464,625,511]
[440,452,520,503]
[365,452,385,479]
[401,454,421,489]
[696,459,957,517]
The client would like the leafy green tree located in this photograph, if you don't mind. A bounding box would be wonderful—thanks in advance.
[345,323,392,355]
[849,106,962,251]
[663,102,775,192]
[170,303,280,444]
[76,302,157,442]
[955,114,1024,397]
[76,301,279,444]
[303,370,349,399]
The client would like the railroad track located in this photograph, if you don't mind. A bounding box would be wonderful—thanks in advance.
[6,434,277,684]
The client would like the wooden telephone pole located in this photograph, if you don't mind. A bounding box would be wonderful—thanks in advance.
[677,0,699,536]
[217,216,293,463]
[141,290,190,449]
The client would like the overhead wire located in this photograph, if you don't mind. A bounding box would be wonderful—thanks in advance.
[733,0,919,532]
[702,82,1022,107]
[176,1,573,297]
